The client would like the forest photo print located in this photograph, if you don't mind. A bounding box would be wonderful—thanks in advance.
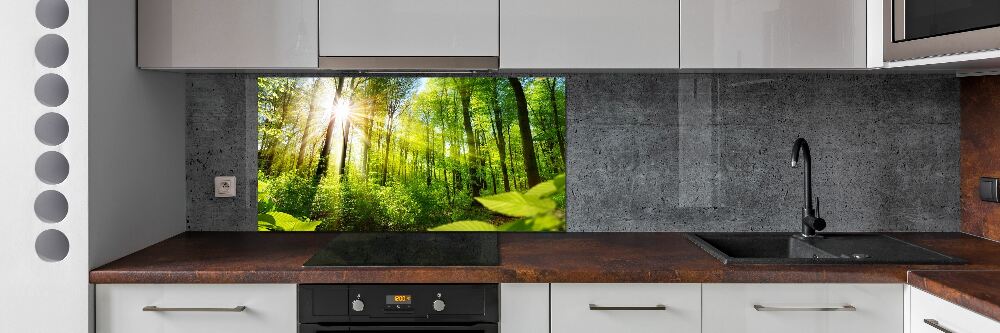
[257,77,566,232]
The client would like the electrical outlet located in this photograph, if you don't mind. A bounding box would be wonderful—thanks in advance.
[980,177,999,202]
[215,176,236,198]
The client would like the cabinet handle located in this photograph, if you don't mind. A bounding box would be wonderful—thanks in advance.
[143,306,247,312]
[753,304,856,312]
[589,304,667,311]
[923,319,955,333]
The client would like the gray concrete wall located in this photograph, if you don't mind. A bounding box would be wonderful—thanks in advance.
[186,73,960,232]
[186,74,258,231]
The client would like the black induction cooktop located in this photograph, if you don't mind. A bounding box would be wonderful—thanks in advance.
[303,232,500,267]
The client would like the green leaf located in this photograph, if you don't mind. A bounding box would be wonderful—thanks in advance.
[497,219,534,231]
[257,198,275,214]
[498,214,564,232]
[553,174,566,191]
[429,220,498,231]
[286,220,322,231]
[475,192,556,217]
[528,214,564,231]
[257,211,320,232]
[524,180,557,199]
[257,220,279,231]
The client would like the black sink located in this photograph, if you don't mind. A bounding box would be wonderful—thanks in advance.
[686,233,965,265]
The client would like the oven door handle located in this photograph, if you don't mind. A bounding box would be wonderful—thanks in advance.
[300,323,498,332]
[348,323,498,332]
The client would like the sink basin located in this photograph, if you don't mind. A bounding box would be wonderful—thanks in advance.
[686,233,965,265]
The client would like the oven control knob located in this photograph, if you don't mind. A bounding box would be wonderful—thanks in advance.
[432,299,446,312]
[351,299,365,312]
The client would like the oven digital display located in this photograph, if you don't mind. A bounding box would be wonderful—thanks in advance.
[386,295,412,304]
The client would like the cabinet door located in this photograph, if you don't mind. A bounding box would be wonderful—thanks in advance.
[702,284,903,333]
[319,0,499,57]
[681,0,869,68]
[500,0,680,69]
[500,284,549,333]
[138,0,318,69]
[550,283,700,333]
[96,284,297,333]
[910,287,1000,333]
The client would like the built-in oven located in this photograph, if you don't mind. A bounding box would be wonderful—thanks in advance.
[884,0,1000,61]
[299,284,498,333]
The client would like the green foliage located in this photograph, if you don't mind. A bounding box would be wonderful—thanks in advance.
[430,174,566,232]
[256,77,566,232]
[263,173,316,218]
[257,211,321,231]
[427,220,498,232]
[475,192,555,217]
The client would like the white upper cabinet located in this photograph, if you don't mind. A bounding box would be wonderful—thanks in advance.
[319,0,499,57]
[681,0,879,69]
[500,0,681,69]
[138,0,318,69]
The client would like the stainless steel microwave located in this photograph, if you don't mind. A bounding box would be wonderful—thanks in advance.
[884,0,1000,62]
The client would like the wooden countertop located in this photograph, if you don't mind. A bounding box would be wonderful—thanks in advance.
[90,232,1000,284]
[908,270,1000,322]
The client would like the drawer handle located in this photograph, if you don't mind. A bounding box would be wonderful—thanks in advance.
[923,319,955,333]
[589,304,667,311]
[143,306,247,312]
[753,304,856,312]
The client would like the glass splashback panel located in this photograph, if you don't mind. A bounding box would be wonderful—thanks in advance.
[256,77,566,232]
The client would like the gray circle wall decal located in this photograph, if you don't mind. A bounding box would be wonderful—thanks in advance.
[35,34,69,68]
[36,0,69,29]
[35,112,69,146]
[34,190,68,223]
[35,229,70,262]
[34,73,69,107]
[35,151,70,185]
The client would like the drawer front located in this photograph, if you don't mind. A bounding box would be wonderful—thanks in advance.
[703,283,903,333]
[96,284,296,333]
[910,287,1000,333]
[551,283,700,333]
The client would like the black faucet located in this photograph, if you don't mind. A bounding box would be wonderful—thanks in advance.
[791,138,826,237]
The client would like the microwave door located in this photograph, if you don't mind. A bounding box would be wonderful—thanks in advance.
[885,0,1000,61]
[895,0,1000,42]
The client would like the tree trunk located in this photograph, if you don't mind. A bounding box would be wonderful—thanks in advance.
[489,80,511,192]
[458,80,482,197]
[313,78,345,188]
[296,80,322,170]
[425,123,433,186]
[546,78,566,165]
[337,78,361,180]
[508,78,541,187]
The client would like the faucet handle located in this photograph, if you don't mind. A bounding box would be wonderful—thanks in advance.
[815,196,820,218]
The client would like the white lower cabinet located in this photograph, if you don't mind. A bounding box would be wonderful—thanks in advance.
[910,287,1000,333]
[500,283,549,333]
[702,284,904,333]
[550,283,701,333]
[96,284,297,333]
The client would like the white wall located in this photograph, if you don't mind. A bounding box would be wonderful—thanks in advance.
[0,0,185,331]
[0,0,90,331]
[88,0,187,270]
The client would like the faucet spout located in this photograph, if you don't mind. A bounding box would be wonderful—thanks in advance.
[791,138,825,237]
